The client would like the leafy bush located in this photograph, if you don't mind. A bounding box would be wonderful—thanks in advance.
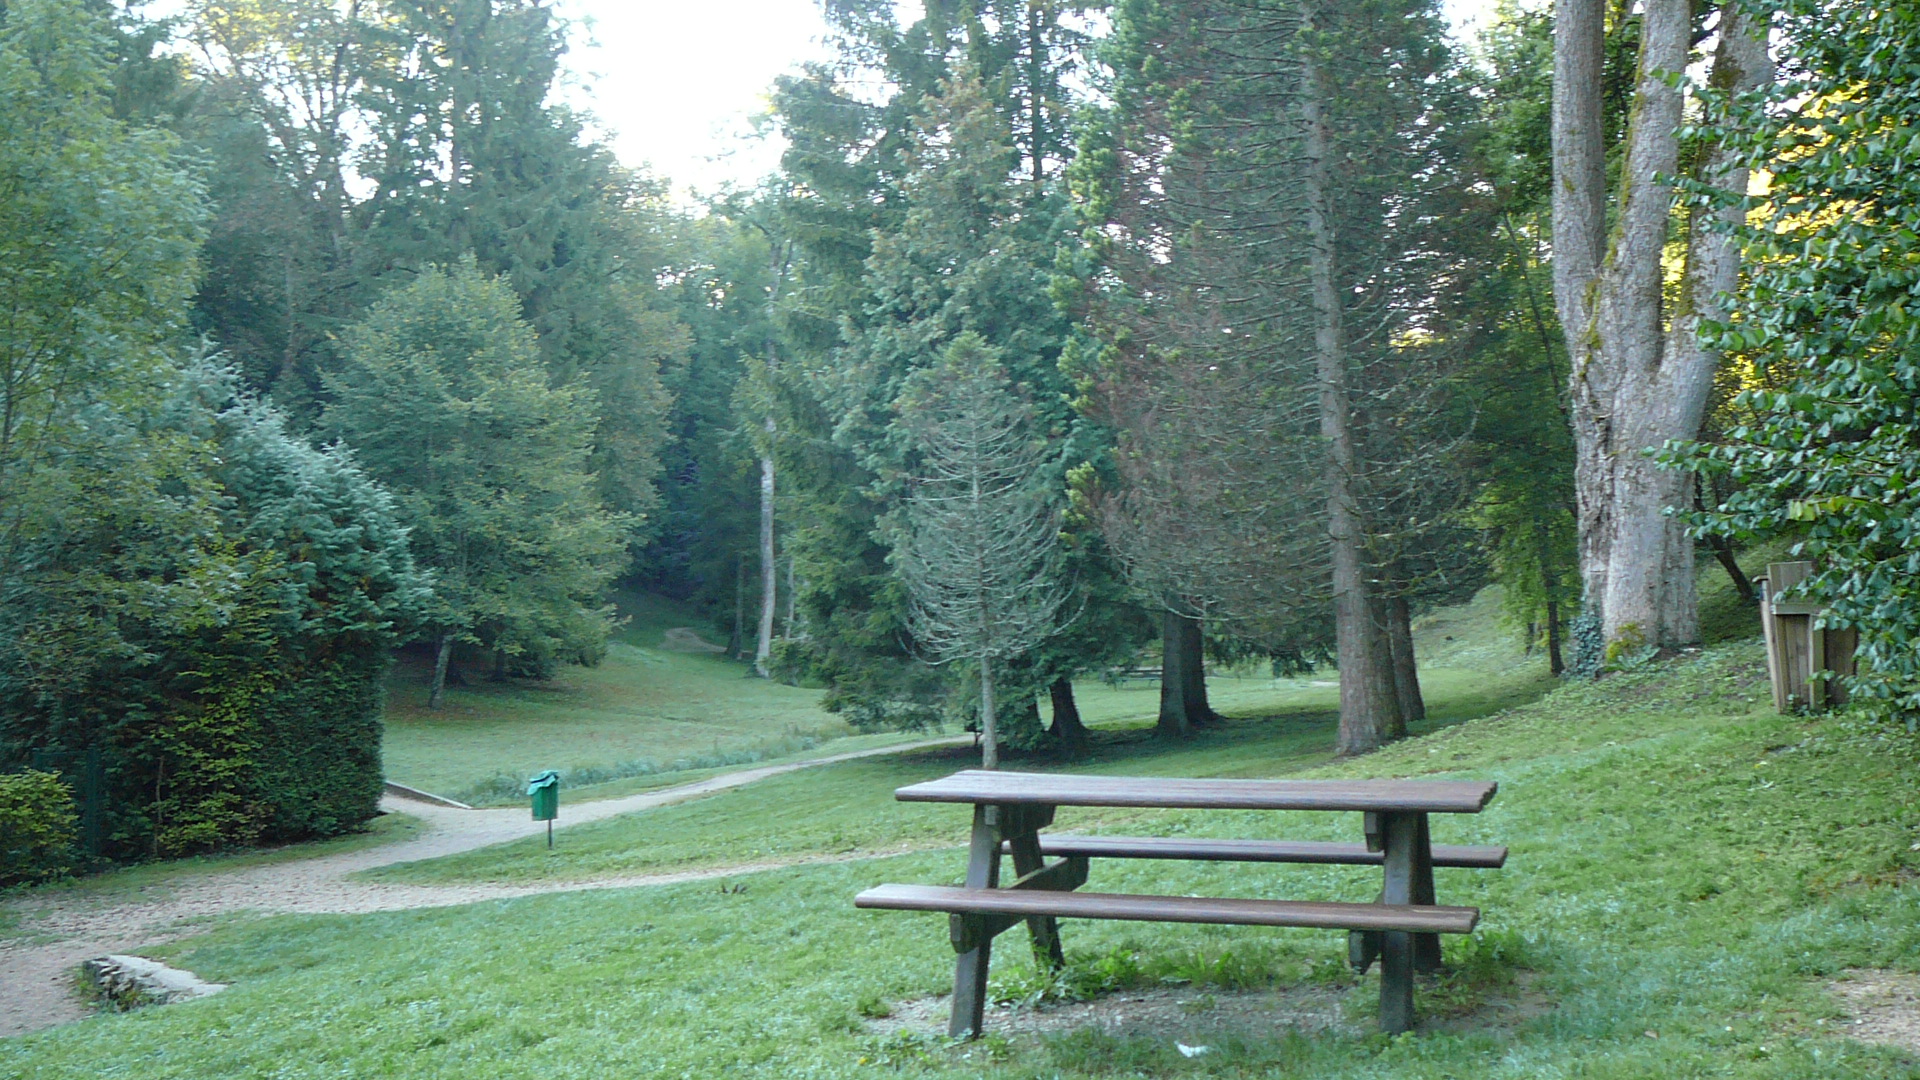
[0,770,77,885]
[1,366,428,859]
[821,658,952,734]
[1679,0,1920,718]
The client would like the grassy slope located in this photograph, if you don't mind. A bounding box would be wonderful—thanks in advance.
[10,571,1920,1077]
[358,586,1551,885]
[380,583,1551,805]
[379,591,854,801]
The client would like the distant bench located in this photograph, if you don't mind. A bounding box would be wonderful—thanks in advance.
[854,770,1504,1037]
[1102,666,1162,686]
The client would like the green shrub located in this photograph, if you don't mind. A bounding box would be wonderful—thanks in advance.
[247,652,391,841]
[0,770,77,885]
[0,365,427,861]
[1679,1,1920,717]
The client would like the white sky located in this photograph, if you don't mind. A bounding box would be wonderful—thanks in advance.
[148,0,1506,201]
[558,0,1506,201]
[552,0,837,200]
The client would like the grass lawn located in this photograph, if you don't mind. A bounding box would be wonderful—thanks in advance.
[380,582,1555,806]
[353,635,1550,889]
[379,591,857,803]
[9,571,1920,1077]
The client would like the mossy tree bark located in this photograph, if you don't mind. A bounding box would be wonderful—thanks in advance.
[1553,0,1771,662]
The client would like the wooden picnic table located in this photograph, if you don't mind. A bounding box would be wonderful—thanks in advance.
[856,769,1502,1037]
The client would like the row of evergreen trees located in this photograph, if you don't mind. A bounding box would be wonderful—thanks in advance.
[675,0,1582,755]
[9,0,1911,857]
[5,0,1583,839]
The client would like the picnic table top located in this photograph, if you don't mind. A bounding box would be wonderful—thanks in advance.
[894,770,1497,814]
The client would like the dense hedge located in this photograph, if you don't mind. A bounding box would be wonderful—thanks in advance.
[1681,0,1920,717]
[0,770,77,885]
[247,653,390,840]
[0,366,428,858]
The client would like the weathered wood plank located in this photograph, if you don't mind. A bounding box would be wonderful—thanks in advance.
[1348,928,1381,973]
[896,771,1497,813]
[1407,815,1443,972]
[948,804,1000,1039]
[949,857,1091,953]
[1378,810,1422,1033]
[1767,600,1825,616]
[1006,831,1067,969]
[1007,835,1507,869]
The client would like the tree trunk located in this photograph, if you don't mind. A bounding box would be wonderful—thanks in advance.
[1026,1,1046,189]
[1706,533,1755,604]
[754,436,776,678]
[1545,598,1565,676]
[1367,591,1407,741]
[1048,676,1088,751]
[1387,593,1425,726]
[979,660,999,770]
[728,554,746,659]
[428,631,454,710]
[1302,50,1395,755]
[1554,0,1771,663]
[1158,610,1211,737]
[1538,524,1567,675]
[783,555,798,638]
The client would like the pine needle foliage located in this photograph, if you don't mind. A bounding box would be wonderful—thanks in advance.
[895,335,1069,767]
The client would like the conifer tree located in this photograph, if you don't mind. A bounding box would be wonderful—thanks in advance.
[896,336,1069,768]
[1082,0,1465,752]
[771,63,1119,741]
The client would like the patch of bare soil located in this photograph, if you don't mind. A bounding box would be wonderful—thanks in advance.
[658,627,727,653]
[1830,969,1920,1054]
[870,984,1352,1045]
[867,972,1548,1046]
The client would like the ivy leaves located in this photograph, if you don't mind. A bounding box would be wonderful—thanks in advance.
[1680,0,1920,714]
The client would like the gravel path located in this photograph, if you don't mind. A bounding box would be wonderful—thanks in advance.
[0,736,968,1039]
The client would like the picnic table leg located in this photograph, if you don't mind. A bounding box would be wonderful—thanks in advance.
[948,803,1003,1039]
[1006,829,1066,973]
[1410,814,1443,973]
[1378,810,1421,1034]
[1360,810,1443,977]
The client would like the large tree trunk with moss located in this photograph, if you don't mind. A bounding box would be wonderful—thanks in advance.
[1553,0,1770,664]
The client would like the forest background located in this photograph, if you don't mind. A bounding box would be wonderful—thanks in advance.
[3,0,1915,868]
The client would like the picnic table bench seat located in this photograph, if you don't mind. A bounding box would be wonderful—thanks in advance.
[1002,834,1506,868]
[856,883,1480,935]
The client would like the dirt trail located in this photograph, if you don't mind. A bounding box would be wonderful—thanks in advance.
[0,736,968,1039]
[657,626,728,653]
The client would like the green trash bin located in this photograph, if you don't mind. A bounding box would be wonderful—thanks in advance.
[528,770,560,821]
